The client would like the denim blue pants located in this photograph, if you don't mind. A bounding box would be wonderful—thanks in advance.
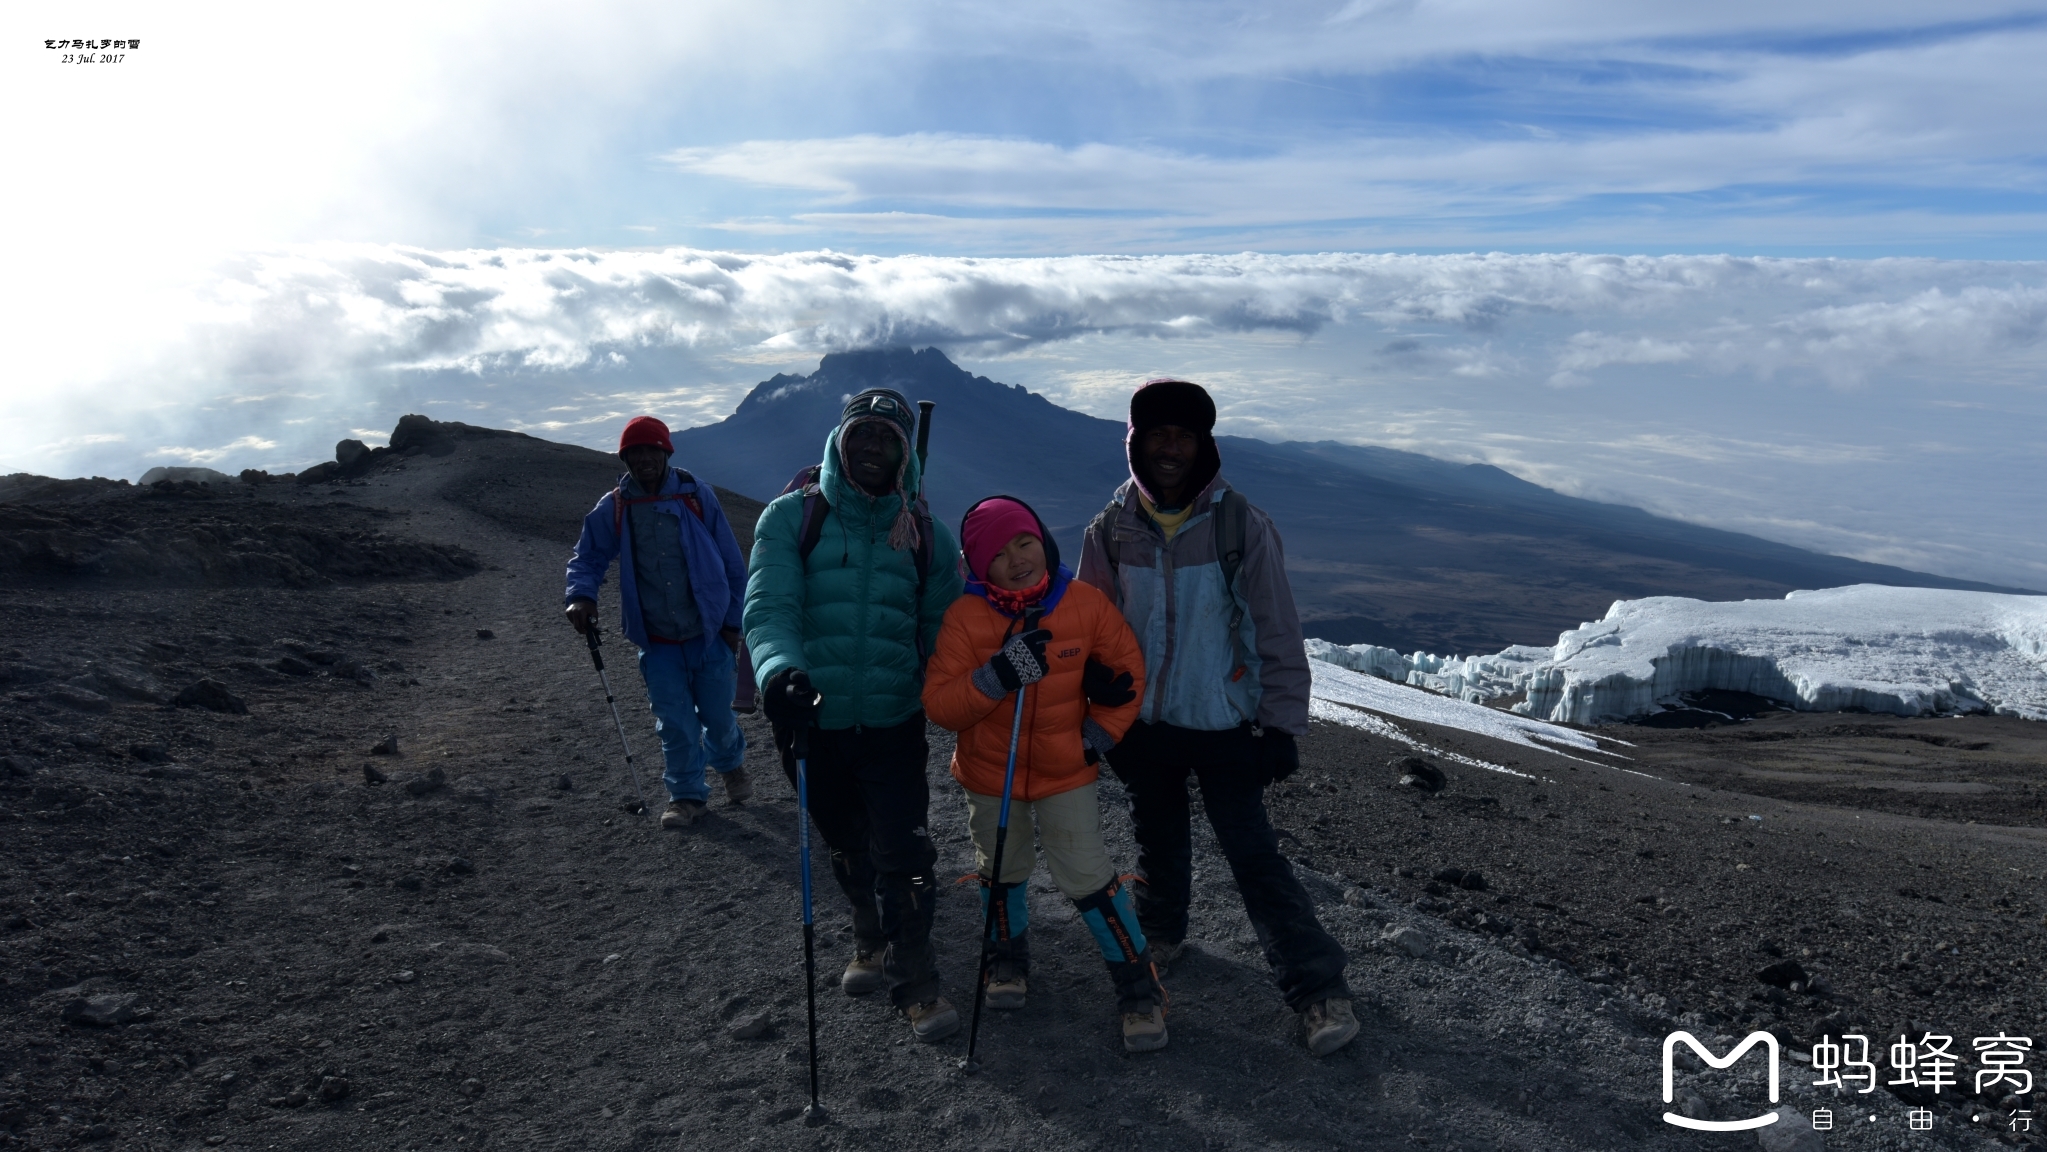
[636,640,746,803]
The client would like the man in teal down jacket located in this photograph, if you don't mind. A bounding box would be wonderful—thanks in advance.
[743,388,965,1041]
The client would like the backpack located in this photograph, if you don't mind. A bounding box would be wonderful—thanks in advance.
[1089,487,1250,635]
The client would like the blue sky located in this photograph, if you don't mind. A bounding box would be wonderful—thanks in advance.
[4,0,2046,590]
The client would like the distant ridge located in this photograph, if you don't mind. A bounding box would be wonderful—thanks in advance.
[672,348,2031,652]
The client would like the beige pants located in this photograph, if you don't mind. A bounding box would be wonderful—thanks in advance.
[963,781,1113,899]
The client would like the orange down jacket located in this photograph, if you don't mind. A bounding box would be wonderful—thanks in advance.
[923,576,1146,802]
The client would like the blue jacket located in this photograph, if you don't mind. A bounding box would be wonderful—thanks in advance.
[1077,473,1310,736]
[565,468,748,657]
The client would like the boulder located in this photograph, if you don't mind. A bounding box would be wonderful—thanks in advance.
[172,679,248,714]
[138,466,234,486]
[61,992,140,1027]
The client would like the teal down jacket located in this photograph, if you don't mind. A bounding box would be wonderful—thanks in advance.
[742,427,964,731]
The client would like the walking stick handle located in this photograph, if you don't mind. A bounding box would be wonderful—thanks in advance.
[584,619,604,671]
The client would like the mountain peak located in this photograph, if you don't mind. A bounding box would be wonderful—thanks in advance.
[735,347,969,415]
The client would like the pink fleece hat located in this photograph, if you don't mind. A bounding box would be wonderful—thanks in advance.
[960,498,1041,580]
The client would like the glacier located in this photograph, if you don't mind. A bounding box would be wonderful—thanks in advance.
[1308,584,2047,725]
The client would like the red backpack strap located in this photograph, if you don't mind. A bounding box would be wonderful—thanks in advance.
[613,470,707,534]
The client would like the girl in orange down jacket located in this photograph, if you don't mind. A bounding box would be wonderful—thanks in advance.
[923,495,1167,1053]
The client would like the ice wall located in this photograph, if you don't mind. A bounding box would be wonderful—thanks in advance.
[1306,585,2047,724]
[1305,638,1550,703]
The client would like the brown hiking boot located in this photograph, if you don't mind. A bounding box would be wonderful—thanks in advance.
[1121,1004,1169,1052]
[659,800,705,829]
[1302,996,1359,1056]
[984,961,1027,1011]
[719,768,754,804]
[841,947,885,996]
[904,996,960,1041]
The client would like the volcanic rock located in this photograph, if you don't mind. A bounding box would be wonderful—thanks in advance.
[403,767,446,797]
[1395,757,1446,793]
[172,679,247,714]
[60,992,140,1027]
[1756,1107,1824,1151]
[1382,925,1434,959]
[48,686,112,713]
[1756,960,1809,989]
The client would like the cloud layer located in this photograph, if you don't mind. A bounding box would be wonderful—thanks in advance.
[6,245,2042,588]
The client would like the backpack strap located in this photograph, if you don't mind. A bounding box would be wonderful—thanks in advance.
[611,468,706,535]
[1215,488,1249,633]
[1089,498,1124,573]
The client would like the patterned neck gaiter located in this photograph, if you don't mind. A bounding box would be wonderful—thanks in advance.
[984,571,1051,617]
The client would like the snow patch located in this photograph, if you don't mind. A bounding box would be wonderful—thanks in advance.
[1309,585,2047,725]
[1308,658,1622,768]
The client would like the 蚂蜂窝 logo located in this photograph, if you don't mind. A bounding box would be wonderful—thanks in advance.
[1662,1030,1780,1131]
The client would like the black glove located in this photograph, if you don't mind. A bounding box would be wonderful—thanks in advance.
[985,628,1051,693]
[762,667,819,728]
[1081,717,1115,766]
[1081,657,1136,707]
[1255,728,1299,787]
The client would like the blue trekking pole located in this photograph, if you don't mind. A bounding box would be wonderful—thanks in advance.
[790,688,828,1126]
[960,615,1037,1075]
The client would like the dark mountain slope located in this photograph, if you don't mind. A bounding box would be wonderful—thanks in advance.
[671,348,2027,653]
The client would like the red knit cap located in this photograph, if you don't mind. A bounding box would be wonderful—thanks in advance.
[618,416,673,455]
[960,498,1041,581]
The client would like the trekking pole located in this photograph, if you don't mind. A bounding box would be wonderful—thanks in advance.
[915,400,935,468]
[790,688,829,1126]
[582,621,651,816]
[960,637,1032,1075]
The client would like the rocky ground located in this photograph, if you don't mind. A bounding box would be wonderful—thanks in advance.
[0,421,2039,1151]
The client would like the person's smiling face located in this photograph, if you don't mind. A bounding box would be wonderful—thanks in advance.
[984,532,1045,591]
[842,420,904,495]
[622,443,669,490]
[1140,424,1199,504]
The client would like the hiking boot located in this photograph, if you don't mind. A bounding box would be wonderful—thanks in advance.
[904,996,960,1041]
[719,768,754,805]
[1121,1004,1169,1053]
[1302,996,1359,1056]
[841,947,885,997]
[660,800,706,829]
[984,961,1027,1011]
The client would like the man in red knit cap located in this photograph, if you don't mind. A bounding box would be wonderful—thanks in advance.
[565,416,751,827]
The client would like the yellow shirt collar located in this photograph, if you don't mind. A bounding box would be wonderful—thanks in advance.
[1136,491,1193,541]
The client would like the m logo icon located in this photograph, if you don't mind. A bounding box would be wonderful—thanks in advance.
[1662,1031,1781,1131]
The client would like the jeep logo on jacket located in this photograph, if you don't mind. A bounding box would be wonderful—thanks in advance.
[1078,473,1311,736]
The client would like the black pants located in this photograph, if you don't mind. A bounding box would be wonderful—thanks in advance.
[782,714,941,1008]
[1110,719,1351,1011]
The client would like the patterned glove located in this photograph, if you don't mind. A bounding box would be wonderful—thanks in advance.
[1081,657,1136,707]
[972,628,1052,697]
